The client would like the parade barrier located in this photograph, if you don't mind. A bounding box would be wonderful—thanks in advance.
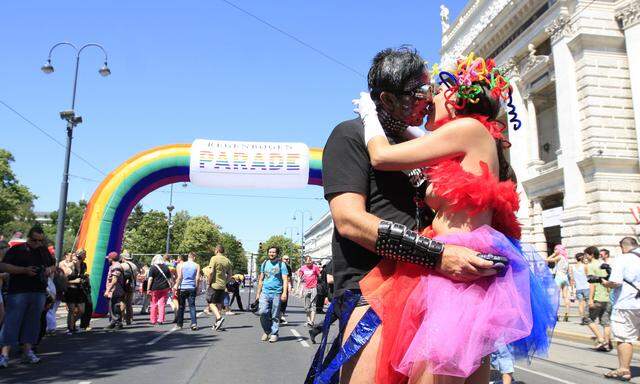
[75,140,323,314]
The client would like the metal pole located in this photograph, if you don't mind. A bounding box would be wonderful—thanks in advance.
[54,124,73,263]
[54,54,81,263]
[247,252,254,305]
[165,184,174,255]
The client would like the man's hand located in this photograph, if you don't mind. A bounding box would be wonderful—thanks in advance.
[281,292,288,302]
[589,300,595,309]
[22,266,37,276]
[436,244,498,282]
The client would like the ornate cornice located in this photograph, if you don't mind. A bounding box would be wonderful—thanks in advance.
[616,1,640,30]
[545,14,574,43]
[441,0,512,62]
[501,57,520,80]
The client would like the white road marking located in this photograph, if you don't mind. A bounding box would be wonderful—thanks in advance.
[145,312,207,346]
[515,365,578,384]
[78,381,92,384]
[291,329,310,348]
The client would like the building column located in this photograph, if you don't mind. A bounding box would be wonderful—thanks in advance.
[503,59,532,230]
[616,2,640,166]
[530,198,548,256]
[546,15,590,226]
[524,94,544,173]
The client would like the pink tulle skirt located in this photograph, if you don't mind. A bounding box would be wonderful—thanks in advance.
[361,226,552,381]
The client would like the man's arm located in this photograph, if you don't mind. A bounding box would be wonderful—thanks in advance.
[195,263,201,288]
[329,192,496,282]
[255,271,264,298]
[0,263,36,276]
[281,273,289,300]
[174,264,183,290]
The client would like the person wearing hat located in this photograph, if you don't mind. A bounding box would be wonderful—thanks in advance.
[104,251,125,330]
[76,249,93,331]
[120,251,139,325]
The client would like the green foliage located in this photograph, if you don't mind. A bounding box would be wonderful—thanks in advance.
[169,210,190,253]
[49,200,87,237]
[257,235,301,272]
[177,216,221,261]
[219,232,247,274]
[0,149,36,236]
[126,204,145,232]
[122,210,168,256]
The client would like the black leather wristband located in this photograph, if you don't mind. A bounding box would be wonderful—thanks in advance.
[375,220,443,268]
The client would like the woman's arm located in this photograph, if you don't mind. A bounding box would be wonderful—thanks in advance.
[367,118,487,171]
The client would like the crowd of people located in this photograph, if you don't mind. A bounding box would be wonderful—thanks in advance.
[0,224,338,371]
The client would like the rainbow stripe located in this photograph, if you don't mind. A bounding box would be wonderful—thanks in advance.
[76,143,324,314]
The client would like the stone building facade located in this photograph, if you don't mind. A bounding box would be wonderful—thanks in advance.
[441,0,640,256]
[303,211,333,264]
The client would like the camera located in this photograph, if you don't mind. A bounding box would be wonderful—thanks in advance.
[34,265,47,285]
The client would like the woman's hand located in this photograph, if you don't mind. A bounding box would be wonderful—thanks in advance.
[437,244,498,282]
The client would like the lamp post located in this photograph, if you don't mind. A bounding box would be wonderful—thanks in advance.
[42,42,110,263]
[165,184,175,255]
[292,209,312,267]
[283,226,298,241]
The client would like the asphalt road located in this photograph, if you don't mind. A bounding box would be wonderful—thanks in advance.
[1,292,638,384]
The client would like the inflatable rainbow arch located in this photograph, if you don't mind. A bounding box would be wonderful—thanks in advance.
[76,143,323,314]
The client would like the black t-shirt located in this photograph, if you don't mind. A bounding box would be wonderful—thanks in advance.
[3,244,54,294]
[148,264,171,291]
[323,118,428,297]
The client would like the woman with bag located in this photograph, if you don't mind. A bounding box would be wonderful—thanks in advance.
[147,254,172,326]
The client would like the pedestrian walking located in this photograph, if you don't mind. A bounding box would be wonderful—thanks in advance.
[104,252,125,330]
[147,254,172,326]
[601,237,640,381]
[138,265,150,315]
[570,252,590,324]
[207,245,232,331]
[120,251,139,325]
[227,274,244,312]
[76,249,93,331]
[0,226,54,368]
[173,253,200,331]
[279,256,293,324]
[60,252,85,334]
[584,246,612,351]
[298,256,321,327]
[256,246,288,343]
[490,345,515,384]
[547,244,570,322]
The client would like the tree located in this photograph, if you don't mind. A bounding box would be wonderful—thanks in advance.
[177,216,221,264]
[49,200,87,237]
[126,204,145,232]
[169,210,190,253]
[219,232,247,274]
[122,210,168,257]
[0,149,36,237]
[257,235,301,272]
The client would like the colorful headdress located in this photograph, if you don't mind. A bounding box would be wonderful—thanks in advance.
[432,53,522,130]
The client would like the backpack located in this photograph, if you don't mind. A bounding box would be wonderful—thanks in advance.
[122,261,135,293]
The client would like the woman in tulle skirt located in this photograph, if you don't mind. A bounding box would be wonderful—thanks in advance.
[354,54,559,383]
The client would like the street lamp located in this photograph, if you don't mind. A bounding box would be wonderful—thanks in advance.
[283,226,298,241]
[165,184,175,255]
[42,42,110,263]
[292,209,313,266]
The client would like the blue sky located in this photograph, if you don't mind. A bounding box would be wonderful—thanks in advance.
[1,0,466,252]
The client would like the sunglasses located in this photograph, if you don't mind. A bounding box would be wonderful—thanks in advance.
[399,83,435,100]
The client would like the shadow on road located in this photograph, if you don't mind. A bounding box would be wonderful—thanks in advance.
[1,325,216,384]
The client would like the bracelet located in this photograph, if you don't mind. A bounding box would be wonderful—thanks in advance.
[375,220,444,268]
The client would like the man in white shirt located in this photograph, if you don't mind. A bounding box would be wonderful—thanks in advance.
[602,237,640,380]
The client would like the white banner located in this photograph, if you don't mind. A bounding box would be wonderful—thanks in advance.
[542,206,563,228]
[189,139,310,189]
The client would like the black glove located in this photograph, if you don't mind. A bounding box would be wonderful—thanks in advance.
[587,275,602,284]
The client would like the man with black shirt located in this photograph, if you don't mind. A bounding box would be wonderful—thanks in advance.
[308,47,498,383]
[0,226,54,368]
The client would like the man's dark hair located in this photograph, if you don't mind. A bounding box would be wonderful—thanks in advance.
[215,244,225,254]
[27,225,45,239]
[600,248,610,257]
[620,237,639,248]
[268,246,280,255]
[584,246,600,258]
[368,46,425,103]
[575,252,584,261]
[180,254,188,262]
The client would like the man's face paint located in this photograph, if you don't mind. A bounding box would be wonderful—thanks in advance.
[395,71,433,127]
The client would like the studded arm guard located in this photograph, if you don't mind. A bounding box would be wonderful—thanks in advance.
[375,220,444,269]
